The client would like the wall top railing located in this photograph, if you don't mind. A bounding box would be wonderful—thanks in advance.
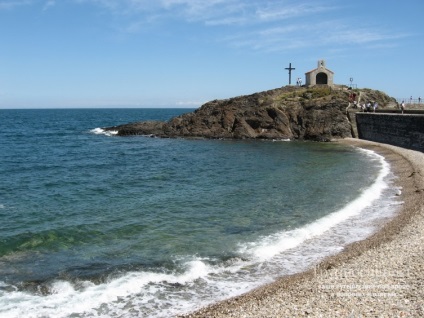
[396,97,423,105]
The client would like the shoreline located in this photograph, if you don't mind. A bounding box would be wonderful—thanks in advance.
[180,138,424,317]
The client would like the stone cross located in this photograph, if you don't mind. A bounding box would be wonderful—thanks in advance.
[285,62,295,85]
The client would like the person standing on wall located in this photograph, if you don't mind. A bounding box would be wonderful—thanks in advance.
[373,101,378,112]
[401,101,405,114]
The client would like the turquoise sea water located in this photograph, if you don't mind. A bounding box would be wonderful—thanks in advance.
[0,109,401,317]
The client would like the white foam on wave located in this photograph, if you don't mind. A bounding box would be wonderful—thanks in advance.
[90,128,118,136]
[239,148,391,262]
[272,138,291,142]
[0,259,221,318]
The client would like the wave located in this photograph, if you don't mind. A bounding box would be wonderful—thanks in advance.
[89,128,118,137]
[0,259,231,318]
[241,148,391,262]
[0,148,401,318]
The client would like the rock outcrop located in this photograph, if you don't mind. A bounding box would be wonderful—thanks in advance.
[104,86,396,141]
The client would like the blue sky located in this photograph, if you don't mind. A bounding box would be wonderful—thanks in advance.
[0,0,423,108]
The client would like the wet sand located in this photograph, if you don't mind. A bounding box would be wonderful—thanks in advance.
[180,138,424,317]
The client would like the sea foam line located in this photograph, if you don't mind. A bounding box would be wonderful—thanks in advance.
[90,128,118,136]
[239,147,390,262]
[0,260,216,318]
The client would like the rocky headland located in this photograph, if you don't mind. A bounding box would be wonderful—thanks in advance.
[105,86,396,141]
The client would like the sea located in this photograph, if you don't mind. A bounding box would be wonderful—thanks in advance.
[0,108,402,318]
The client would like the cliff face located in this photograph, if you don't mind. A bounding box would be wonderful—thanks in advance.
[105,86,395,141]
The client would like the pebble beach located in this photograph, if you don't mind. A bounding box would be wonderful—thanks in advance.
[181,138,424,317]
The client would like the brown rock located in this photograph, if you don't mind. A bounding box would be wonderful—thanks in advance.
[104,86,395,141]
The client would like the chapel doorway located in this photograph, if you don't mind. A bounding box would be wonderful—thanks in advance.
[316,72,328,85]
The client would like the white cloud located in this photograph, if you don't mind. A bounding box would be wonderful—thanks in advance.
[256,3,336,22]
[43,0,55,11]
[73,0,247,22]
[218,14,409,54]
[71,0,407,53]
[327,30,405,45]
[0,0,31,10]
[0,0,55,11]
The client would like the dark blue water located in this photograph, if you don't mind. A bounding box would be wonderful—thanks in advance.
[0,109,400,317]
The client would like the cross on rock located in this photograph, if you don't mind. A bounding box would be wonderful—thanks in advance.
[285,62,295,85]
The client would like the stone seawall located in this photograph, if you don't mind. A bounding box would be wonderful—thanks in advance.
[356,113,424,152]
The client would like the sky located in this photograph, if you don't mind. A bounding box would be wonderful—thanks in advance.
[0,0,423,108]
